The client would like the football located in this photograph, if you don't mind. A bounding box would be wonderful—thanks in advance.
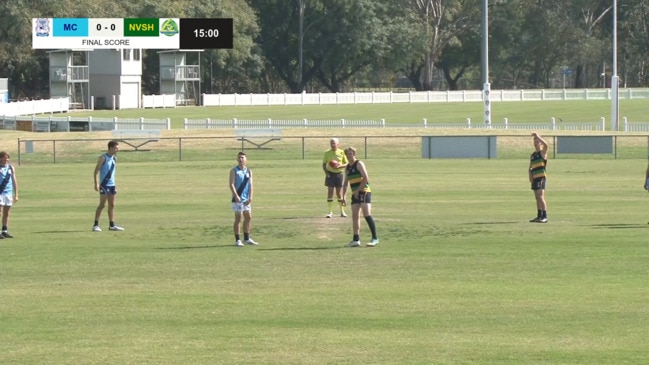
[329,159,340,169]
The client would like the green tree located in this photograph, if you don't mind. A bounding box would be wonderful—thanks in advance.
[407,0,481,90]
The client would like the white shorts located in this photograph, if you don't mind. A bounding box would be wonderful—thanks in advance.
[231,202,252,213]
[0,193,13,206]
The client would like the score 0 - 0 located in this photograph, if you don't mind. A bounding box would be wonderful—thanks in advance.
[88,18,123,37]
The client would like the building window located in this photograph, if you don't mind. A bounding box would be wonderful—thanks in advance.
[122,49,130,61]
[134,49,141,61]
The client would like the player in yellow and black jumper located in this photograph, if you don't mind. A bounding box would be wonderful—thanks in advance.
[342,147,378,247]
[529,132,549,223]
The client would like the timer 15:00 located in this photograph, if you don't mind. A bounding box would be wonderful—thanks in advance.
[193,29,220,38]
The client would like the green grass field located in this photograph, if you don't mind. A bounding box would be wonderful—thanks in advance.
[62,99,649,129]
[2,156,649,364]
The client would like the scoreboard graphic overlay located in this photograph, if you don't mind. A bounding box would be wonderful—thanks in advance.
[32,18,233,49]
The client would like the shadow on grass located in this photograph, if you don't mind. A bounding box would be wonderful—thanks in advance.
[258,246,344,251]
[589,223,649,229]
[463,221,519,225]
[155,244,233,250]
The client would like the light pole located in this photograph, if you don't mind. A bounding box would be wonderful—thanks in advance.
[481,0,491,125]
[611,0,619,131]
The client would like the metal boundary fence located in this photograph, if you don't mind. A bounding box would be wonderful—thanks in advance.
[15,135,649,165]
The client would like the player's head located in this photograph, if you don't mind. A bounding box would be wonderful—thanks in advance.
[344,147,357,159]
[107,140,119,153]
[237,151,247,165]
[330,138,339,149]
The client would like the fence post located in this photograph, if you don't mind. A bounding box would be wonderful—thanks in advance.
[233,118,238,129]
[140,117,145,130]
[551,117,556,130]
[166,117,171,130]
[466,118,471,128]
[268,118,272,127]
[504,118,508,129]
[623,117,628,132]
[304,118,308,128]
[601,117,606,131]
[341,119,345,128]
[381,118,385,128]
[113,117,118,130]
[423,118,427,128]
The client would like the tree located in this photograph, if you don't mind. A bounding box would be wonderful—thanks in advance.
[407,0,480,90]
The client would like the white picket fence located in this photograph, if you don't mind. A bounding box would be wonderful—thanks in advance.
[0,98,69,116]
[201,88,649,107]
[0,115,170,132]
[0,114,647,132]
[2,88,648,115]
[183,117,611,131]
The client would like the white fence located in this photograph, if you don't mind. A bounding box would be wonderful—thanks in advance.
[0,115,170,132]
[142,94,177,109]
[0,98,69,116]
[2,88,648,115]
[201,88,649,107]
[183,117,612,131]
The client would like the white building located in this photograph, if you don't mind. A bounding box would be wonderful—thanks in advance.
[48,49,142,110]
[89,49,142,109]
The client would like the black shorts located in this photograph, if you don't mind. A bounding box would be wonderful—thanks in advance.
[351,191,371,205]
[324,173,344,188]
[531,177,546,191]
[100,185,117,195]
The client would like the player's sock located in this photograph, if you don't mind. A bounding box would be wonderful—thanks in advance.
[542,211,547,219]
[337,199,344,213]
[235,234,240,241]
[109,221,115,227]
[94,220,99,226]
[365,216,377,238]
[244,233,250,241]
[537,210,542,218]
[327,199,334,213]
[353,234,360,242]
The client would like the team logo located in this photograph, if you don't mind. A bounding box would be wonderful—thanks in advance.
[35,18,50,37]
[160,19,179,36]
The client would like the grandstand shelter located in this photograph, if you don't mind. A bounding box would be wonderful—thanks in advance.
[47,49,143,110]
[158,50,202,106]
[88,49,143,109]
[48,50,90,109]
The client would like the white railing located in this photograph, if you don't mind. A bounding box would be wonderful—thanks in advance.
[201,88,649,107]
[142,94,177,109]
[0,115,170,132]
[183,117,609,131]
[2,88,648,116]
[0,98,69,116]
[0,114,646,132]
